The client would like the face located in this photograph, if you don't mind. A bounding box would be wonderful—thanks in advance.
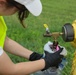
[0,0,18,16]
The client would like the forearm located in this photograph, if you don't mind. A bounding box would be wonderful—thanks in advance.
[1,60,45,75]
[14,59,45,75]
[2,58,45,75]
[4,37,33,59]
[0,51,45,75]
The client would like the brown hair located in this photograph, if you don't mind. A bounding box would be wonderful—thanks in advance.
[6,0,29,28]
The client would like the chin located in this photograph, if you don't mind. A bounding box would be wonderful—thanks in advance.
[3,12,17,16]
[0,11,17,16]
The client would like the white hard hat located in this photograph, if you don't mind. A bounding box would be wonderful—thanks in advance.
[14,0,42,16]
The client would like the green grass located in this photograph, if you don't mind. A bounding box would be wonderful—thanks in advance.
[4,0,76,75]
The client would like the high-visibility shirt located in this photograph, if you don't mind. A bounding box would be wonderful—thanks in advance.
[0,16,7,48]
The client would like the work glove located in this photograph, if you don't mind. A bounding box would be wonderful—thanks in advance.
[42,48,64,71]
[29,52,43,61]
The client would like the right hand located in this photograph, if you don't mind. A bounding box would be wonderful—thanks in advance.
[42,48,64,71]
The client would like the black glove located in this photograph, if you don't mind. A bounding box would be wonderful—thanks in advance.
[42,48,63,71]
[29,52,43,61]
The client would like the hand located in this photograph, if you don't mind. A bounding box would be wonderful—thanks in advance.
[29,52,43,61]
[42,48,64,71]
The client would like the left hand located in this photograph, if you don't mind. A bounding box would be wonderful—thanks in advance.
[29,52,43,61]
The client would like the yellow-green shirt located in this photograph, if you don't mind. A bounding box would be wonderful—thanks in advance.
[0,16,7,48]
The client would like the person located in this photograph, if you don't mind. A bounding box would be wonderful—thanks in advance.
[0,0,64,75]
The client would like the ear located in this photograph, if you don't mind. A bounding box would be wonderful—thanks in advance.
[0,0,6,7]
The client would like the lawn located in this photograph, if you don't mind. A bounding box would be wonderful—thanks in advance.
[4,0,76,75]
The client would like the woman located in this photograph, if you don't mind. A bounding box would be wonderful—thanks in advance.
[0,0,63,75]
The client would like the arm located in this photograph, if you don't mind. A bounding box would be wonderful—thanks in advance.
[0,51,45,75]
[4,37,33,59]
[3,37,63,75]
